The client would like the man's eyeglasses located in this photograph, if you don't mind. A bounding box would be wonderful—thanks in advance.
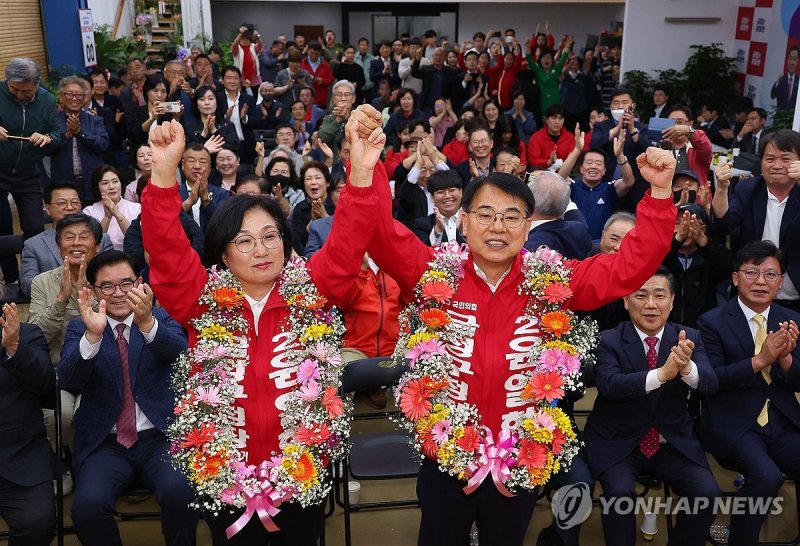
[468,206,525,229]
[93,280,135,296]
[738,269,782,283]
[230,231,283,253]
[62,92,86,100]
[334,92,353,98]
[53,199,81,208]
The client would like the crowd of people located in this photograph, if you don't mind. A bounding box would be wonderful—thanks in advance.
[0,18,798,546]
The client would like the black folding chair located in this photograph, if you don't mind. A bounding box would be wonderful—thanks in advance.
[0,235,28,304]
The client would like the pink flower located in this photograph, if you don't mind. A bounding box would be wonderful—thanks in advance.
[299,379,320,401]
[406,338,447,365]
[313,343,341,366]
[537,247,563,264]
[193,345,229,362]
[562,353,581,374]
[196,385,222,406]
[297,359,320,384]
[534,411,557,432]
[220,487,240,505]
[538,348,565,372]
[431,419,453,444]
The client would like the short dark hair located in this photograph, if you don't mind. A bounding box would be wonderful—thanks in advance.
[580,148,608,169]
[233,174,269,194]
[55,213,103,246]
[221,65,241,79]
[427,170,463,193]
[761,128,800,158]
[142,73,167,97]
[86,250,137,286]
[208,44,224,57]
[204,195,292,268]
[300,161,331,193]
[183,141,211,158]
[732,96,754,114]
[423,30,437,39]
[463,172,535,217]
[358,37,369,45]
[308,41,322,51]
[468,124,492,142]
[670,104,692,121]
[544,104,564,118]
[88,67,108,82]
[610,88,634,102]
[651,265,676,294]
[90,165,123,200]
[747,107,767,121]
[702,101,720,115]
[44,182,80,204]
[653,83,671,95]
[734,240,787,274]
[275,122,296,135]
[473,32,486,41]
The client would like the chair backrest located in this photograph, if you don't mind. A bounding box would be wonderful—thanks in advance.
[340,357,409,394]
[0,234,24,257]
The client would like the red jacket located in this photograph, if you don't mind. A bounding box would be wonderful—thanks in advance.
[527,127,576,170]
[683,129,713,187]
[140,169,382,465]
[340,267,403,357]
[352,167,676,435]
[443,139,469,166]
[300,57,335,108]
[487,53,523,109]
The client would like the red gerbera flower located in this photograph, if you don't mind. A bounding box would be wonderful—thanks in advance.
[541,282,573,304]
[421,281,455,303]
[528,372,565,403]
[422,438,439,460]
[322,387,344,417]
[181,422,217,449]
[296,423,331,445]
[456,425,482,452]
[517,439,548,470]
[420,308,450,329]
[551,428,567,455]
[212,287,243,310]
[399,379,434,420]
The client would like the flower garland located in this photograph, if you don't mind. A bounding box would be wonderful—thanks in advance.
[393,243,599,495]
[168,260,350,535]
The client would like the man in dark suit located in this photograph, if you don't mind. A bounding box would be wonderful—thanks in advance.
[650,83,673,120]
[590,88,650,204]
[713,129,800,311]
[177,142,231,233]
[0,299,56,546]
[524,171,592,258]
[696,102,732,148]
[59,251,198,546]
[697,241,800,546]
[369,41,400,88]
[413,170,466,246]
[771,45,799,110]
[453,126,496,189]
[584,268,720,546]
[50,76,109,201]
[411,48,458,114]
[732,107,767,156]
[215,65,260,164]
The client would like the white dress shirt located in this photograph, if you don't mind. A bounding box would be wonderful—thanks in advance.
[762,190,799,300]
[226,91,245,140]
[632,325,700,393]
[244,284,275,336]
[430,209,461,245]
[79,314,159,433]
[738,298,771,342]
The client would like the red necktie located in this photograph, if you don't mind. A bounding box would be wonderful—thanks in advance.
[115,323,138,448]
[639,336,660,458]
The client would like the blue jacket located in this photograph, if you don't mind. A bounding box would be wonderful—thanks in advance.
[49,110,109,198]
[697,299,800,458]
[584,321,717,476]
[59,308,187,473]
[524,209,592,259]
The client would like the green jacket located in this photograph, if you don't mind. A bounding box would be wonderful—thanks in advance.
[318,113,345,157]
[0,81,63,175]
[527,53,568,114]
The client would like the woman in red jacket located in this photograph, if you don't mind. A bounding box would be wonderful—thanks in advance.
[141,119,386,545]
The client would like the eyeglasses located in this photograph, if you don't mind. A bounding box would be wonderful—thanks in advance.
[62,92,86,100]
[93,280,135,295]
[738,269,783,283]
[61,233,94,243]
[434,187,460,197]
[230,231,283,253]
[468,206,525,229]
[53,199,81,208]
[269,169,291,176]
[334,92,353,98]
[471,139,491,147]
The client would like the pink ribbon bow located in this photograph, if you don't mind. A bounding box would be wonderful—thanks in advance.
[463,427,518,497]
[225,463,286,538]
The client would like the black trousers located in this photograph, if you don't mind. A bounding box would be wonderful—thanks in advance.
[205,501,323,546]
[0,476,55,546]
[0,171,44,283]
[416,459,539,546]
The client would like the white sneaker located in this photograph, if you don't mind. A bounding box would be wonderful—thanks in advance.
[54,470,73,496]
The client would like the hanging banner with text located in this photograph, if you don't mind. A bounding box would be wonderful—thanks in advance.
[79,9,97,68]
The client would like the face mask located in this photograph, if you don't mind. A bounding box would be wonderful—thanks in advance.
[673,190,697,203]
[269,174,290,190]
[611,109,625,122]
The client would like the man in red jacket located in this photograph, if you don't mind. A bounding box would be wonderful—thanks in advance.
[344,104,678,546]
[527,104,576,170]
[301,41,335,109]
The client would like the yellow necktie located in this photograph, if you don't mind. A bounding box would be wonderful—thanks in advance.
[754,314,771,426]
